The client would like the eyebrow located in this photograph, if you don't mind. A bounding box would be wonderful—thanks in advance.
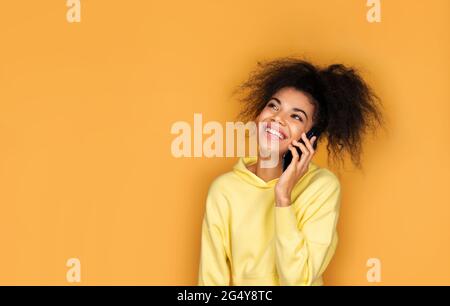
[270,97,309,120]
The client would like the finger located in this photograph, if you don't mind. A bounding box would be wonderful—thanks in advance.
[293,141,309,168]
[292,140,310,158]
[302,137,317,171]
[301,133,316,154]
[284,145,299,172]
[288,144,299,162]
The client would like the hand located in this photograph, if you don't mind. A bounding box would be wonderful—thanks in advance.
[275,132,317,207]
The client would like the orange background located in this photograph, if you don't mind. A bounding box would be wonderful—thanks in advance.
[0,0,449,285]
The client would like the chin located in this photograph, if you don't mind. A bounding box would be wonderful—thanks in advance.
[258,144,286,157]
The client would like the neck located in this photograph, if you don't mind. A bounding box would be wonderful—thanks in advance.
[248,154,284,182]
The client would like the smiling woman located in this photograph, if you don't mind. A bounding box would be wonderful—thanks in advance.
[198,57,385,286]
[234,58,385,170]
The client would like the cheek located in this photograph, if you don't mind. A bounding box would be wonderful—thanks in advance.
[289,125,304,141]
[255,111,270,124]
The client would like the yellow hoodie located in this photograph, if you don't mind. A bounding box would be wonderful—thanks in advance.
[198,155,341,286]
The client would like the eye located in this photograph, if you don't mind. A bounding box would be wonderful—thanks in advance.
[292,114,304,122]
[267,102,279,111]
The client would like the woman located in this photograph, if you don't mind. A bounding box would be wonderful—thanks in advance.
[197,57,384,286]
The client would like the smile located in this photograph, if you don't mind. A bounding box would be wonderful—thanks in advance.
[265,127,286,140]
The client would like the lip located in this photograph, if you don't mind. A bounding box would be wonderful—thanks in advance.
[265,129,282,142]
[265,122,288,140]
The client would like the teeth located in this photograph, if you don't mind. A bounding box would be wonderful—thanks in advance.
[265,128,284,140]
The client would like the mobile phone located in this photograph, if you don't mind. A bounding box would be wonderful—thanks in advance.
[282,127,321,172]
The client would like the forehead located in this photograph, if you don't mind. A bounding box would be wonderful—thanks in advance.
[272,87,315,113]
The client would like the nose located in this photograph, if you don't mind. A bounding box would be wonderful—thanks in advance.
[271,112,286,126]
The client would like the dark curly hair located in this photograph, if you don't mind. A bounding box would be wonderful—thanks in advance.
[232,57,385,170]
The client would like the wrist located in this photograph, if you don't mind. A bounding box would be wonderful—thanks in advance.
[275,196,291,207]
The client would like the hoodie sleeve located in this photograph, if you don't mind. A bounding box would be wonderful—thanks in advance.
[274,173,341,285]
[198,182,231,286]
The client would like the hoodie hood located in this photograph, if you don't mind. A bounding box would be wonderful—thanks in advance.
[232,155,319,189]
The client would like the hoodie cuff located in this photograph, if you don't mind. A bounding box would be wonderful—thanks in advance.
[274,205,300,236]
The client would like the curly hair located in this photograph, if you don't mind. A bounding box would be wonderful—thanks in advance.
[232,57,385,170]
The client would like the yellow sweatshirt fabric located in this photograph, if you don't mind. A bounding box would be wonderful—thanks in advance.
[198,155,341,286]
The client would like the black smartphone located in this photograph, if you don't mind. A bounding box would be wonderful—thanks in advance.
[282,126,321,172]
